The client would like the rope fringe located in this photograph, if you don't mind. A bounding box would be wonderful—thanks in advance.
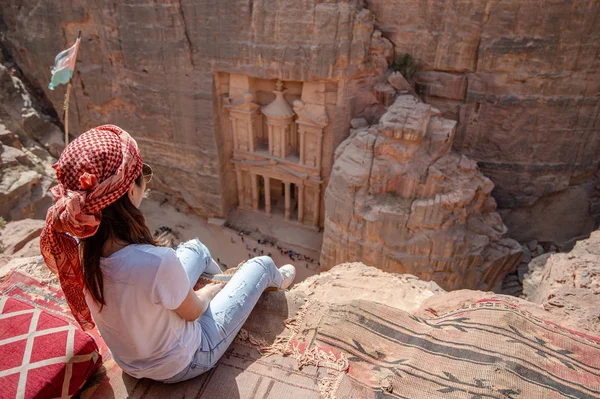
[235,300,349,399]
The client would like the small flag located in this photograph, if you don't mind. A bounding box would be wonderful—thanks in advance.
[48,38,80,90]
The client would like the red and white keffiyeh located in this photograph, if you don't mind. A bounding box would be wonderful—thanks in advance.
[40,124,142,330]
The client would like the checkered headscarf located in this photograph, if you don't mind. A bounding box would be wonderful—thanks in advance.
[40,124,142,331]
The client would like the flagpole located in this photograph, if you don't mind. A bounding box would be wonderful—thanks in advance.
[63,30,82,148]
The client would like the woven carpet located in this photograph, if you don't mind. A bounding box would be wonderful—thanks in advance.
[0,269,104,399]
[81,297,600,399]
[5,260,599,398]
[299,299,600,398]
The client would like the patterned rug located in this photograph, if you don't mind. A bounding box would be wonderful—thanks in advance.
[5,259,599,398]
[296,299,600,398]
[0,264,108,359]
[0,269,104,399]
[83,298,600,399]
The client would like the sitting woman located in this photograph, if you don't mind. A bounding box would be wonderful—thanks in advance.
[40,125,295,383]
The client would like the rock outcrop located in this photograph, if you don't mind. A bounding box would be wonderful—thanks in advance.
[0,59,58,222]
[292,262,445,313]
[519,230,600,335]
[321,95,522,291]
[367,0,600,246]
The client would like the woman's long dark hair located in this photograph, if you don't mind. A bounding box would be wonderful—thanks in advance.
[81,173,155,308]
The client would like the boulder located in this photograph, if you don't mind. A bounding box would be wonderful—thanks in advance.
[0,143,30,168]
[520,253,553,299]
[520,231,600,336]
[0,219,45,256]
[387,71,412,92]
[0,169,54,221]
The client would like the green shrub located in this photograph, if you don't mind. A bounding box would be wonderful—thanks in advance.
[391,53,422,82]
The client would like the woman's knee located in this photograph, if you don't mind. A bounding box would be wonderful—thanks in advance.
[178,238,211,258]
[247,256,276,272]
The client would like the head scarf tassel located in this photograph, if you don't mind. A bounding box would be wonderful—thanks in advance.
[40,124,142,331]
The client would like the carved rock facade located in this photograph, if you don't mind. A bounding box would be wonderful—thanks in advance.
[223,77,330,228]
[321,95,522,290]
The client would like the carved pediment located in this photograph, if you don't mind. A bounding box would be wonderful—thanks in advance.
[224,92,261,113]
[293,100,329,128]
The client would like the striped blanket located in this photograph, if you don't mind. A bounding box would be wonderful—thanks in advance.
[7,258,598,398]
[292,299,600,398]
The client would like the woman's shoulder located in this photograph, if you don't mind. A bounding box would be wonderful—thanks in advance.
[124,244,177,262]
[100,244,178,277]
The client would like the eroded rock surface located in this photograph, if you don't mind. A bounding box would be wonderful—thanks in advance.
[0,56,59,222]
[292,262,445,313]
[321,95,522,291]
[367,0,600,246]
[0,219,44,257]
[518,230,600,335]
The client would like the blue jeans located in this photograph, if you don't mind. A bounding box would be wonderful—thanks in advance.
[159,239,284,383]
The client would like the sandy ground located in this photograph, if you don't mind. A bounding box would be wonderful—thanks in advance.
[140,198,321,286]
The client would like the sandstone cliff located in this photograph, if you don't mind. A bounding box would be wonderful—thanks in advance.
[1,1,598,248]
[367,0,600,246]
[321,95,522,291]
[0,0,385,219]
[0,55,59,222]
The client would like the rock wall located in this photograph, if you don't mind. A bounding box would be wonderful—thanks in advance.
[321,94,522,291]
[1,0,598,246]
[0,0,385,218]
[366,0,600,245]
[0,55,59,222]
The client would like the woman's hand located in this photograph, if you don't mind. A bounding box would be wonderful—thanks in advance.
[195,283,224,303]
[175,283,224,321]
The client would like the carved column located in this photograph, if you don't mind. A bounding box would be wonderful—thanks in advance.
[293,100,329,168]
[316,133,323,170]
[264,176,271,216]
[313,186,320,228]
[251,173,259,211]
[225,93,261,153]
[298,184,304,223]
[299,131,305,164]
[248,122,254,152]
[232,119,239,150]
[235,167,244,208]
[281,126,286,157]
[284,181,291,221]
[268,126,274,155]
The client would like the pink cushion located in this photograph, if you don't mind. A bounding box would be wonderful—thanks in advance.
[0,296,102,398]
